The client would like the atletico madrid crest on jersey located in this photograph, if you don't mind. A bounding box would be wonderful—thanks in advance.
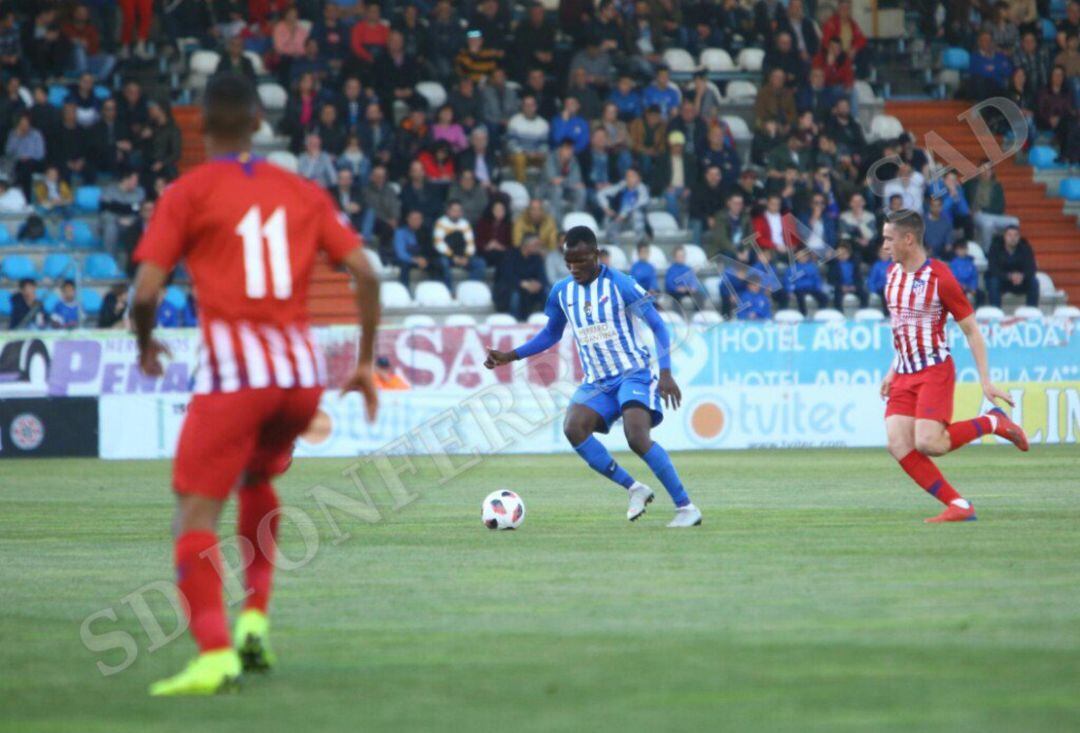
[912,278,926,294]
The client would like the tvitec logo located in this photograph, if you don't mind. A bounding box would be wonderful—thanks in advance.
[683,389,863,447]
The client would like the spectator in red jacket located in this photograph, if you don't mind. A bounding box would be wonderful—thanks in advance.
[820,0,867,77]
[752,193,795,252]
[417,141,456,190]
[350,2,390,64]
[813,38,855,93]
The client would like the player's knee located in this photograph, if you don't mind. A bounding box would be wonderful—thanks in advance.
[914,434,946,456]
[886,436,912,461]
[625,431,652,456]
[563,421,590,446]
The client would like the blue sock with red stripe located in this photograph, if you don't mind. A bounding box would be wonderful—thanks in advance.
[642,442,690,508]
[574,436,636,489]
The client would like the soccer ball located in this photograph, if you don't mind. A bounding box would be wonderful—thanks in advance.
[481,490,526,530]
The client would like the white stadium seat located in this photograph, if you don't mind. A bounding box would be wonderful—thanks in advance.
[721,115,752,142]
[257,82,288,111]
[601,245,629,271]
[244,51,266,75]
[699,48,735,72]
[364,248,384,277]
[854,308,886,322]
[456,280,493,307]
[1012,306,1043,321]
[1053,304,1080,319]
[190,50,220,75]
[415,81,447,109]
[774,309,805,323]
[380,281,412,309]
[703,276,722,298]
[723,80,757,102]
[662,48,696,73]
[647,211,680,235]
[402,314,437,328]
[659,310,685,327]
[444,313,478,327]
[967,241,988,271]
[975,305,1006,322]
[645,245,668,271]
[1036,271,1062,303]
[682,244,708,269]
[812,308,846,323]
[690,311,723,326]
[485,313,519,326]
[854,80,877,105]
[498,181,530,213]
[414,281,454,308]
[527,312,549,326]
[869,114,904,142]
[266,150,298,172]
[736,48,765,71]
[562,211,599,233]
[252,119,276,144]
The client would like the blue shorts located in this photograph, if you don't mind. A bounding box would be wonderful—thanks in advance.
[570,369,663,434]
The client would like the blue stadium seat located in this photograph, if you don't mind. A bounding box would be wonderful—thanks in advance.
[1,255,37,281]
[1041,18,1057,41]
[41,291,59,313]
[42,253,77,281]
[74,186,102,212]
[93,84,111,101]
[1060,178,1080,201]
[80,288,103,314]
[164,285,188,310]
[84,253,121,279]
[1028,145,1059,169]
[0,290,10,316]
[0,225,12,246]
[48,84,69,108]
[65,220,100,249]
[942,48,970,70]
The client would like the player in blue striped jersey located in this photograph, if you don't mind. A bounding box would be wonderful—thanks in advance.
[484,226,702,527]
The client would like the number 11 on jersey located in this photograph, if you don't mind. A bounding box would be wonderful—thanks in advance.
[236,205,292,299]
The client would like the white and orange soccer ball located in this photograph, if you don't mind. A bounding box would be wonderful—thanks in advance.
[481,490,526,530]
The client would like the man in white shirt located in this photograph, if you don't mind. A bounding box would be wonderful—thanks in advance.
[506,94,550,182]
[882,163,926,214]
[433,199,486,283]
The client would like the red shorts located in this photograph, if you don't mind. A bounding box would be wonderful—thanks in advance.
[173,387,323,499]
[885,359,955,423]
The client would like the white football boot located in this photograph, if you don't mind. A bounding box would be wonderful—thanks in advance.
[667,503,703,528]
[626,482,655,521]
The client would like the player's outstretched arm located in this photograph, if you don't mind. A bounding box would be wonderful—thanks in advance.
[636,298,681,410]
[340,247,381,422]
[132,262,171,377]
[957,314,1014,407]
[484,301,567,369]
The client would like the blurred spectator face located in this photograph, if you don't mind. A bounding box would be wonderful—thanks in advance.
[809,68,825,89]
[337,168,353,190]
[789,0,804,18]
[6,77,19,97]
[490,200,507,220]
[522,96,538,118]
[304,39,320,59]
[776,33,792,53]
[766,195,781,213]
[149,103,167,125]
[407,210,423,229]
[557,141,574,162]
[837,0,852,19]
[20,280,36,300]
[32,86,47,105]
[437,105,453,124]
[320,104,337,125]
[523,236,543,257]
[62,103,77,126]
[460,170,476,189]
[305,134,322,155]
[1050,65,1066,88]
[371,166,387,186]
[366,3,381,23]
[78,73,94,94]
[298,73,316,94]
[834,98,851,118]
[888,195,904,212]
[673,246,686,264]
[284,7,299,24]
[602,102,618,122]
[123,81,141,103]
[387,31,404,55]
[795,248,811,263]
[898,163,912,182]
[1004,227,1020,247]
[811,195,826,211]
[467,34,483,52]
[365,102,383,123]
[617,76,634,95]
[527,4,545,25]
[645,106,661,125]
[153,177,167,197]
[977,32,993,54]
[655,68,670,87]
[527,69,545,90]
[447,202,463,220]
[1020,33,1037,54]
[15,115,29,134]
[227,36,244,58]
[434,1,451,21]
[102,99,116,121]
[727,193,743,214]
[527,199,545,221]
[459,77,475,96]
[850,193,864,211]
[141,201,154,219]
[470,127,488,150]
[491,68,507,87]
[636,243,649,260]
[563,97,580,117]
[954,242,968,258]
[323,4,339,23]
[570,67,588,90]
[62,282,76,301]
[344,77,361,100]
[591,127,609,150]
[929,197,943,217]
[626,169,641,188]
[701,166,720,187]
[837,244,850,260]
[408,161,425,183]
[768,68,785,89]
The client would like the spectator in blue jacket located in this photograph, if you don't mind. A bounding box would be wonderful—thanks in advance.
[826,242,868,309]
[550,96,590,154]
[608,74,643,121]
[642,66,681,118]
[629,242,659,294]
[784,248,829,314]
[923,196,954,259]
[393,209,443,287]
[49,280,80,329]
[737,276,773,320]
[157,290,196,328]
[867,247,892,313]
[665,246,705,305]
[949,240,983,306]
[968,30,1012,99]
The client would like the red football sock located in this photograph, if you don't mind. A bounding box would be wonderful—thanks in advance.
[238,481,280,614]
[175,530,231,652]
[898,450,963,506]
[946,415,995,451]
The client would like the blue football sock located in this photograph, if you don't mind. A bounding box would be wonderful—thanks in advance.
[574,436,636,489]
[642,442,690,507]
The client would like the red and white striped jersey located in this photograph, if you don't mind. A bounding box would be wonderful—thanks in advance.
[134,156,361,393]
[884,259,974,374]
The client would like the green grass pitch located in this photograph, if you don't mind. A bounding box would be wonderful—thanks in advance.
[1,446,1079,732]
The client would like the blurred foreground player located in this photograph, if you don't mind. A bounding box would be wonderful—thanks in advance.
[131,74,381,695]
[484,226,701,527]
[879,210,1028,524]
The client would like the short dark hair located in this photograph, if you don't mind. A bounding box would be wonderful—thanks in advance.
[62,279,76,289]
[885,208,925,242]
[203,73,258,140]
[18,277,35,288]
[563,225,598,250]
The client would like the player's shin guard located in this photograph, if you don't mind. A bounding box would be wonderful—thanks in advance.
[574,436,636,489]
[946,415,996,451]
[642,442,690,508]
[175,530,231,652]
[238,482,279,614]
[898,450,963,506]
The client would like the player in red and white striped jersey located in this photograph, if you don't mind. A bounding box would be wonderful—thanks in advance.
[131,74,381,696]
[879,210,1028,524]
